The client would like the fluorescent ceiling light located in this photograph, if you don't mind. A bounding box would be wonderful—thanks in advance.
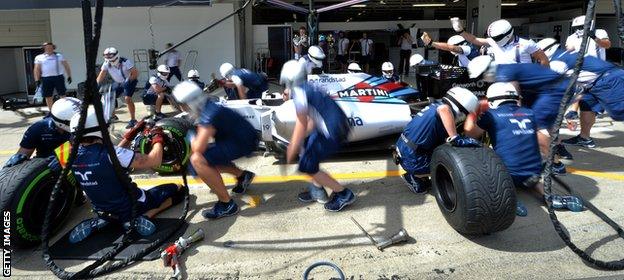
[501,3,517,6]
[412,3,446,7]
[352,4,367,7]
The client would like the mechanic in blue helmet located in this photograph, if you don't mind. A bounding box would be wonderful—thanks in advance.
[537,38,624,150]
[395,87,481,194]
[172,81,258,219]
[299,45,326,74]
[2,97,81,169]
[186,69,205,90]
[421,33,480,67]
[280,60,356,212]
[63,107,187,243]
[219,62,268,100]
[467,51,570,175]
[464,82,583,216]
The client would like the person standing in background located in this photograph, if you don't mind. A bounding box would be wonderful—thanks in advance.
[164,43,182,82]
[34,42,72,112]
[357,32,374,73]
[293,27,309,60]
[336,31,350,73]
[397,31,413,77]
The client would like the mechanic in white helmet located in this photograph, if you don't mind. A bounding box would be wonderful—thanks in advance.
[2,97,81,169]
[141,64,172,119]
[464,82,583,216]
[395,87,481,194]
[299,45,326,74]
[347,62,362,74]
[186,69,205,89]
[421,33,480,67]
[34,42,72,111]
[381,62,401,83]
[172,81,258,219]
[61,107,187,243]
[566,15,611,61]
[96,47,140,128]
[218,62,268,100]
[280,60,356,211]
[467,55,570,174]
[450,17,549,66]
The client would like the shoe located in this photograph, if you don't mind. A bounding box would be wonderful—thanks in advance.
[516,200,528,217]
[554,144,574,160]
[69,218,109,243]
[123,215,156,237]
[564,111,579,120]
[552,162,567,175]
[297,184,329,203]
[401,174,430,194]
[324,188,356,212]
[202,200,239,219]
[232,170,255,194]
[596,113,607,119]
[155,112,167,120]
[125,119,138,129]
[562,135,596,148]
[547,195,584,212]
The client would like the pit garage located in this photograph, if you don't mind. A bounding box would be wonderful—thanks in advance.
[1,0,624,279]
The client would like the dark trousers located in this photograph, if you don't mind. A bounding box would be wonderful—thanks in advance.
[167,66,182,82]
[398,49,412,76]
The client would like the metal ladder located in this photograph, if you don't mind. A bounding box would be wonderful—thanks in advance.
[183,50,198,75]
[133,49,150,85]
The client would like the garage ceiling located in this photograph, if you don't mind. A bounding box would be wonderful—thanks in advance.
[253,0,585,24]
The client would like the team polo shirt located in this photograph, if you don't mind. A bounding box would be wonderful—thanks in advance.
[165,50,181,67]
[146,75,170,95]
[456,44,480,67]
[401,103,448,151]
[338,38,350,55]
[487,36,540,64]
[360,38,373,56]
[20,118,70,158]
[291,83,348,139]
[198,100,256,143]
[566,29,609,60]
[101,57,135,83]
[34,53,65,77]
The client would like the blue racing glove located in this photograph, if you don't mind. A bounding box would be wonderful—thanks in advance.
[448,135,482,147]
[47,156,62,173]
[3,153,28,169]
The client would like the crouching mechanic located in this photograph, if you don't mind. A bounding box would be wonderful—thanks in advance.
[173,81,257,219]
[219,63,268,100]
[187,69,205,90]
[281,60,356,211]
[143,64,171,119]
[3,97,81,169]
[62,107,187,243]
[395,87,480,193]
[464,83,583,216]
[96,47,139,128]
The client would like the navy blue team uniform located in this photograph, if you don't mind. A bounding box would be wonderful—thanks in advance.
[385,74,401,83]
[227,68,268,100]
[396,103,448,175]
[20,117,70,158]
[476,103,542,187]
[293,83,350,174]
[72,144,181,223]
[190,79,205,90]
[197,100,259,165]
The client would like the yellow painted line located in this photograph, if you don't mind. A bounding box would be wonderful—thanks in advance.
[568,167,624,181]
[0,150,16,155]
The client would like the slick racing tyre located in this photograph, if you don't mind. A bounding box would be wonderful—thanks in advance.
[430,144,516,235]
[0,158,78,248]
[138,117,192,174]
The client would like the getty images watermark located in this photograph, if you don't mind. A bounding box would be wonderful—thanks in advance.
[2,211,10,277]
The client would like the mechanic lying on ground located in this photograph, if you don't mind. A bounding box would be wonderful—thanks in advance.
[420,33,480,67]
[3,97,81,169]
[281,60,356,211]
[395,87,481,193]
[58,108,187,243]
[464,82,583,216]
[218,62,268,100]
[173,81,258,219]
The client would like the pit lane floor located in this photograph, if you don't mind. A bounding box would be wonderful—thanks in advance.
[2,96,624,280]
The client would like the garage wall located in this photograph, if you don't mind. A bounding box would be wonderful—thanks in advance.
[252,24,290,55]
[50,4,235,88]
[0,49,19,94]
[0,10,50,47]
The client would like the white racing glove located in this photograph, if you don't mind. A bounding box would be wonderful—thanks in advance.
[450,17,464,33]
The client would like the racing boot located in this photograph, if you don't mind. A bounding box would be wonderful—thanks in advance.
[401,174,430,194]
[546,194,584,212]
[232,170,255,194]
[202,199,240,219]
[516,200,528,217]
[324,188,356,212]
[563,135,596,148]
[123,215,157,237]
[552,162,567,175]
[554,144,574,160]
[125,119,138,129]
[69,218,109,243]
[298,184,329,203]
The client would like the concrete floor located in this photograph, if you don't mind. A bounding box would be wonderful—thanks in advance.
[2,92,624,280]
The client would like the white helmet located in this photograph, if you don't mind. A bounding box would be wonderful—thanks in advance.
[409,54,424,67]
[442,87,478,119]
[157,64,170,80]
[280,60,307,88]
[187,69,200,79]
[103,47,119,66]
[70,106,108,138]
[468,55,496,81]
[347,62,362,73]
[447,35,467,55]
[381,62,394,78]
[307,46,326,68]
[487,19,514,47]
[51,97,82,132]
[173,81,205,118]
[536,38,560,60]
[571,15,594,28]
[219,62,235,79]
[486,82,519,109]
